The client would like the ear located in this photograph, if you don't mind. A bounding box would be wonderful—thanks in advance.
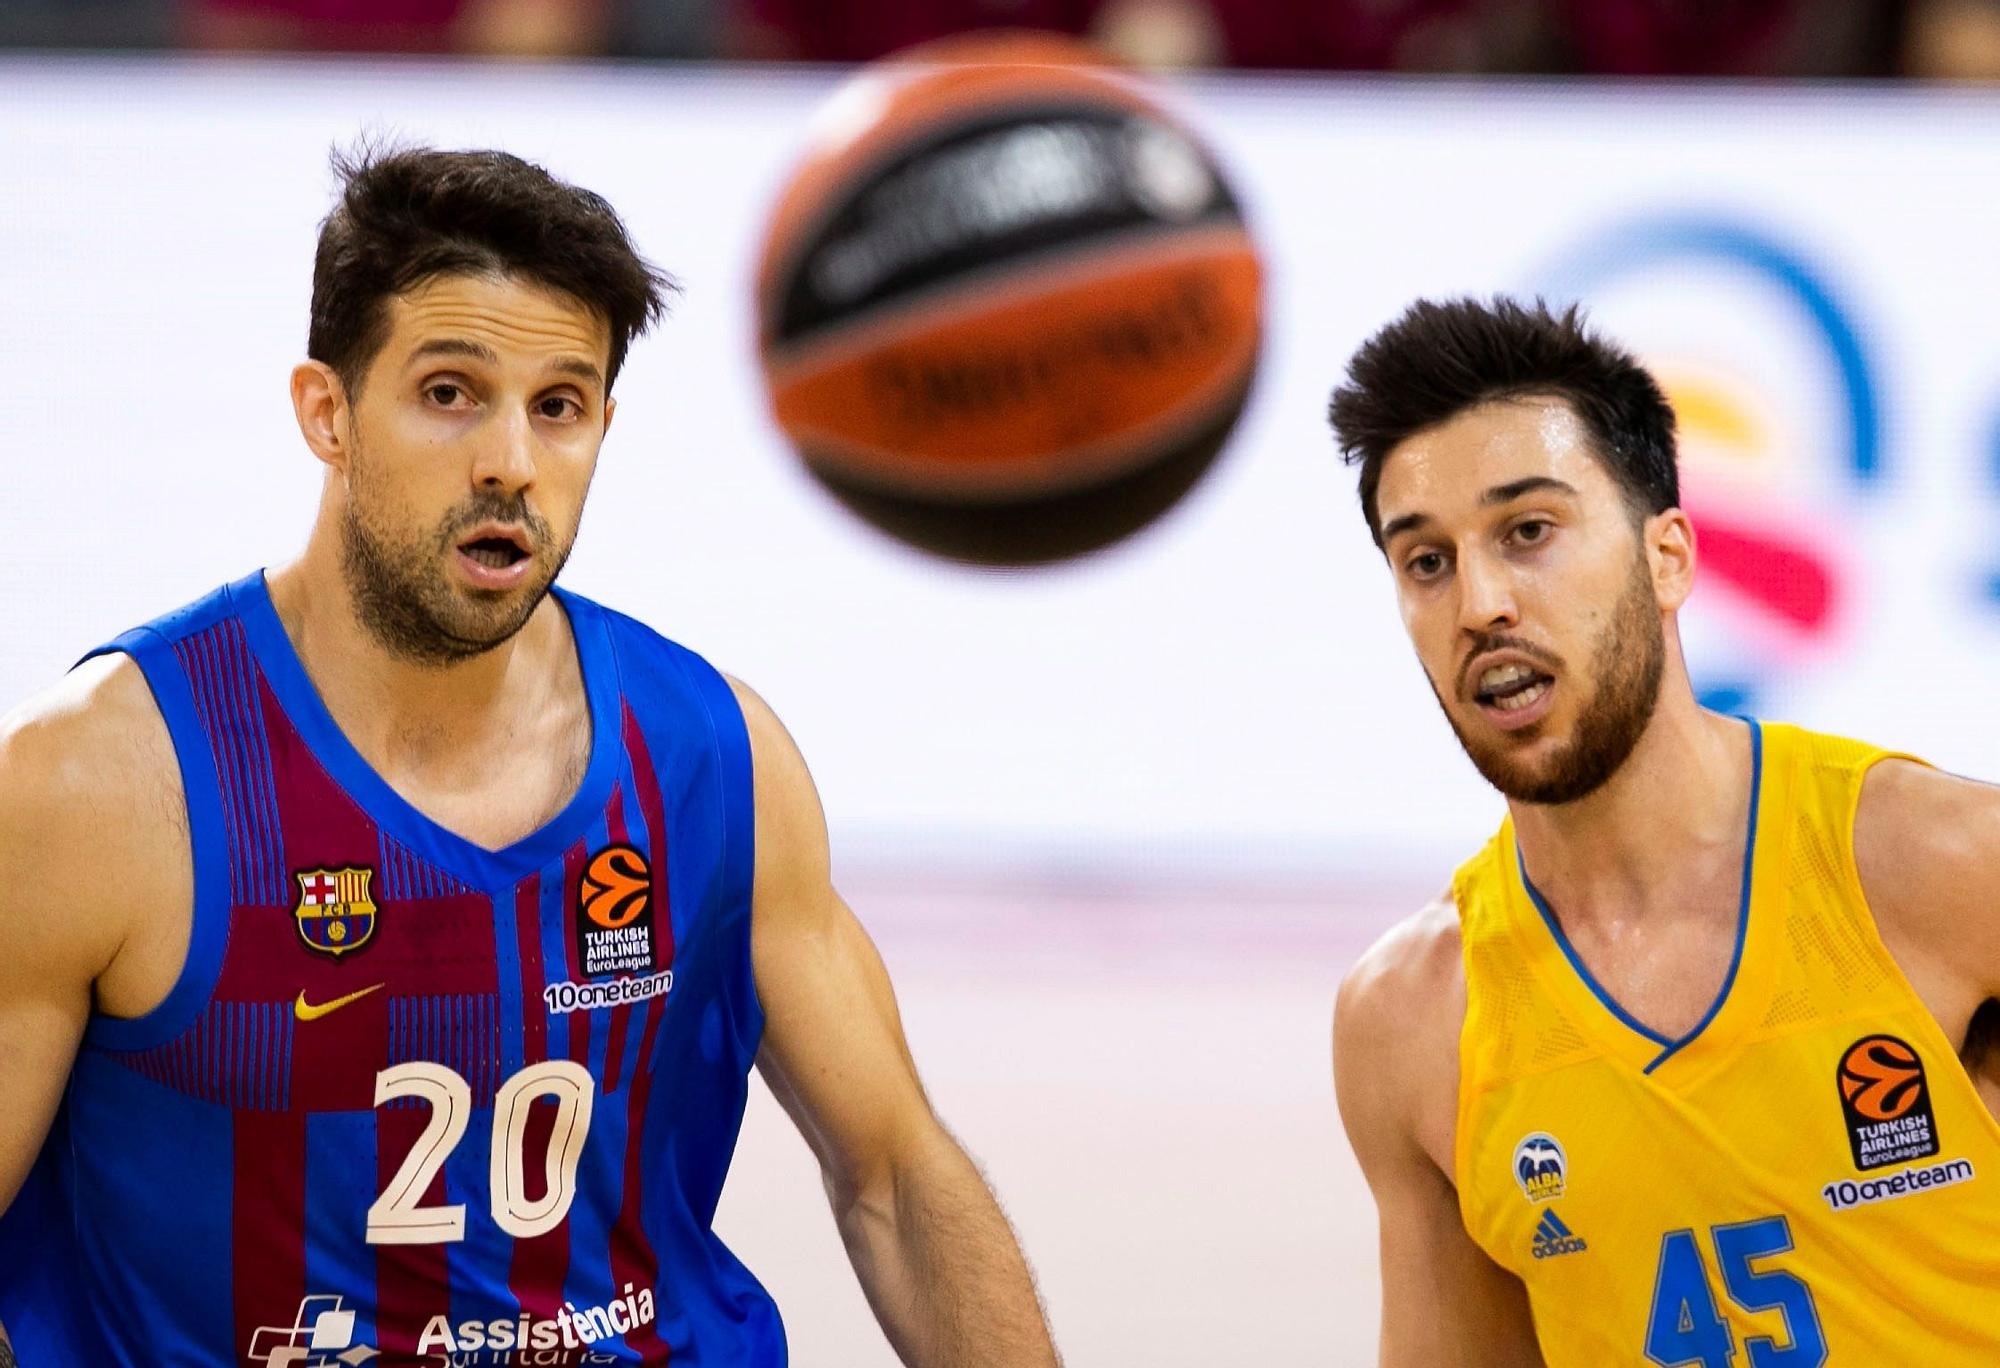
[602,394,617,439]
[290,361,354,472]
[1646,506,1697,612]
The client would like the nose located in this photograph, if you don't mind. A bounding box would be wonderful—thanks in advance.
[1454,545,1519,637]
[470,406,537,493]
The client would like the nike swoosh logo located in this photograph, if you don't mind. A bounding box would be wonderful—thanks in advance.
[294,982,385,1022]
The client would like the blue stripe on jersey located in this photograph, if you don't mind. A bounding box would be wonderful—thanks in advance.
[305,1110,380,1351]
[0,1115,108,1362]
[203,619,286,908]
[451,889,521,1325]
[617,999,650,1098]
[79,623,234,1053]
[559,1089,629,1349]
[680,650,765,1069]
[494,887,527,1093]
[66,1055,235,1358]
[441,1103,503,1331]
[557,812,625,1346]
[537,859,572,1063]
[609,772,654,1086]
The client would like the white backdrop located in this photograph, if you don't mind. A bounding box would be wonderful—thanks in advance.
[2,61,1998,882]
[6,59,2000,1367]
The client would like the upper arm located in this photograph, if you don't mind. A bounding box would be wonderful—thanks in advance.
[728,677,934,1193]
[1334,903,1544,1368]
[1854,758,2000,1001]
[0,655,170,1215]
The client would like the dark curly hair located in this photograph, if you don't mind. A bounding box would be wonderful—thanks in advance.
[1328,296,1678,547]
[308,143,675,393]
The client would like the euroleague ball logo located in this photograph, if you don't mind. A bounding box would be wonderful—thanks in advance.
[1538,216,1883,714]
[1838,1035,1925,1121]
[582,844,651,929]
[575,843,657,977]
[1835,1034,1939,1171]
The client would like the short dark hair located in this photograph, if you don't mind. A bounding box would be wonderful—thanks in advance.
[1327,296,1678,547]
[309,144,675,393]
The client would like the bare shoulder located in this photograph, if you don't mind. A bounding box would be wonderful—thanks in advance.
[1854,757,2000,991]
[0,653,184,976]
[1855,757,2000,874]
[1337,894,1465,1052]
[722,674,822,823]
[1334,893,1466,1176]
[1,652,181,836]
[722,674,835,928]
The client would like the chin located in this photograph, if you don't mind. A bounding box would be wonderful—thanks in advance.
[1457,715,1579,800]
[441,584,542,642]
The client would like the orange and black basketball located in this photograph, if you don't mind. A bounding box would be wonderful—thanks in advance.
[581,844,651,929]
[754,32,1264,564]
[1837,1035,1925,1121]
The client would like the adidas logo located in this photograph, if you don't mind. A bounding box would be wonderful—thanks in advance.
[1530,1208,1588,1260]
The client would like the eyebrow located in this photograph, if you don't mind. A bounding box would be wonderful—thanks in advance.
[1481,476,1578,506]
[1378,476,1581,546]
[408,337,604,389]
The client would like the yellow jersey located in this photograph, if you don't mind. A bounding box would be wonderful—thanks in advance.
[1453,721,2000,1365]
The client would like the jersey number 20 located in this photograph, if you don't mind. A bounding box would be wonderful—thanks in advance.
[365,1060,596,1245]
[1644,1216,1827,1367]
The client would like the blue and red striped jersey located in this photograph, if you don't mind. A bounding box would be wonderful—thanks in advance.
[0,571,785,1366]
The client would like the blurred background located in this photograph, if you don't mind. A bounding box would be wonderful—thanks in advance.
[6,0,2000,75]
[3,2,1999,1364]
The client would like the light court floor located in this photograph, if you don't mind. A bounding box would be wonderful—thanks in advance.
[715,874,1418,1366]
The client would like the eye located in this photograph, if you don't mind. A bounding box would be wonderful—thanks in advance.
[537,395,582,421]
[1510,518,1551,545]
[425,382,467,407]
[1406,550,1449,581]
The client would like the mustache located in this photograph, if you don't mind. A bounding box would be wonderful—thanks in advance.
[1456,632,1566,697]
[441,493,553,543]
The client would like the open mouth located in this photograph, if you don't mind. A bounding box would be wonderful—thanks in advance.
[457,528,531,570]
[1474,662,1553,715]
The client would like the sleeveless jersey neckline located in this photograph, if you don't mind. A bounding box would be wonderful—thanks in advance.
[1506,717,1790,1081]
[229,568,624,889]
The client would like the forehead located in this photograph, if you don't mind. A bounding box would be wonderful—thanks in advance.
[382,272,610,369]
[1375,396,1617,527]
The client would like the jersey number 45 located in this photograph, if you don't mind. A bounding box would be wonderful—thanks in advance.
[1644,1215,1827,1368]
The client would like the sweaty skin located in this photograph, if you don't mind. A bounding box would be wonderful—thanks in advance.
[0,270,1060,1366]
[1333,396,2000,1367]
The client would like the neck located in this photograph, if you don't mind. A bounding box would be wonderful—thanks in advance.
[1509,691,1756,924]
[264,534,566,770]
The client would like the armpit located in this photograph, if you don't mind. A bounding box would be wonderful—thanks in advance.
[1963,998,2000,1122]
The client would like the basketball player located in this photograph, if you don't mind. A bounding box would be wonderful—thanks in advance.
[1327,298,2000,1364]
[0,147,1060,1366]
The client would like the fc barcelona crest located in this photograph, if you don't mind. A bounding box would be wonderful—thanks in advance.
[294,866,379,958]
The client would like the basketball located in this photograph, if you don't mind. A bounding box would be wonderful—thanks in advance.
[753,32,1265,564]
[1837,1036,1926,1121]
[582,843,651,928]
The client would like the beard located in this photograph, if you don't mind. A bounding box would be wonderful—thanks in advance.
[339,452,572,667]
[1436,553,1665,806]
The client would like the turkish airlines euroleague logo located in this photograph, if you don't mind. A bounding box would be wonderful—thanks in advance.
[1836,1034,1939,1171]
[576,843,656,977]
